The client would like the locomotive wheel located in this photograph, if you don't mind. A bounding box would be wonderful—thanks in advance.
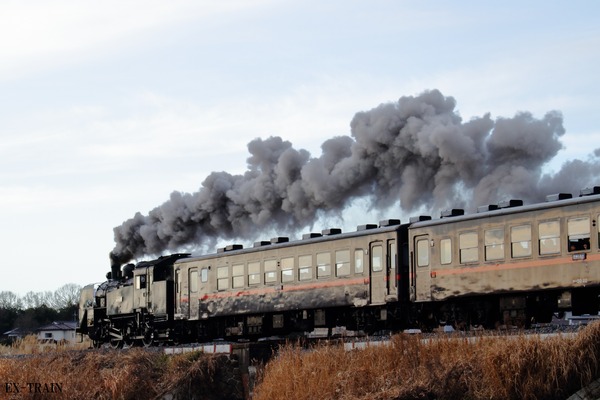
[142,331,154,347]
[109,338,123,349]
[92,340,102,349]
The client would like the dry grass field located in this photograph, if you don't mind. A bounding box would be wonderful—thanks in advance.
[254,324,600,400]
[0,337,241,399]
[1,324,600,399]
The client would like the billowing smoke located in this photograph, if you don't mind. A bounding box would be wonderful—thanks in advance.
[110,89,600,265]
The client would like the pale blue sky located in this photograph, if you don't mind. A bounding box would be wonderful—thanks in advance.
[1,1,599,295]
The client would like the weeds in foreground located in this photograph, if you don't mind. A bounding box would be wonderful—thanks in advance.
[2,325,600,400]
[254,324,600,400]
[0,334,92,355]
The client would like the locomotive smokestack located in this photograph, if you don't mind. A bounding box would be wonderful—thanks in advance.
[110,263,121,281]
[109,253,122,281]
[110,89,600,265]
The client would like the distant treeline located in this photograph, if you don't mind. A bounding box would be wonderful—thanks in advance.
[0,284,81,342]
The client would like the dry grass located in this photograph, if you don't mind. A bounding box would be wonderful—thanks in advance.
[254,323,600,400]
[0,335,92,355]
[2,325,600,399]
[0,346,241,400]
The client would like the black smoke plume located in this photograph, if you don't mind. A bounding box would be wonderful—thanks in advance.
[110,89,600,265]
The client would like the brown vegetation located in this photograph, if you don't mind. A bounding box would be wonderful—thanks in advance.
[0,339,242,400]
[254,324,600,400]
[2,325,600,399]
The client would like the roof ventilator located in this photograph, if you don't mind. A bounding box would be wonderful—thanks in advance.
[270,237,289,244]
[379,219,401,227]
[408,216,431,223]
[253,241,271,248]
[357,224,378,231]
[546,193,572,202]
[477,204,499,213]
[580,186,600,197]
[322,228,341,235]
[497,199,523,209]
[218,244,243,253]
[302,232,322,240]
[441,209,464,218]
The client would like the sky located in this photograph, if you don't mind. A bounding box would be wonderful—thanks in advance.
[1,1,599,296]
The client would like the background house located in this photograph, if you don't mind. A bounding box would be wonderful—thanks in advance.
[36,321,77,343]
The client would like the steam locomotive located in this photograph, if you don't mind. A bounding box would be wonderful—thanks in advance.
[77,187,600,347]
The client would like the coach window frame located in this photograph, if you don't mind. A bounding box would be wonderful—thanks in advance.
[511,224,532,258]
[264,259,278,284]
[217,266,229,291]
[335,249,351,277]
[459,231,479,264]
[372,245,384,271]
[281,257,294,283]
[298,254,312,281]
[354,249,364,274]
[190,269,198,293]
[568,216,591,251]
[232,263,245,289]
[317,251,331,279]
[440,237,452,265]
[248,261,261,286]
[484,227,505,261]
[538,219,561,255]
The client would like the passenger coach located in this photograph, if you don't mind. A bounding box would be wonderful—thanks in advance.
[174,221,409,340]
[409,189,600,328]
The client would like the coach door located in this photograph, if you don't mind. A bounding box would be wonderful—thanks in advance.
[188,268,199,319]
[388,239,397,298]
[412,235,431,301]
[369,242,386,304]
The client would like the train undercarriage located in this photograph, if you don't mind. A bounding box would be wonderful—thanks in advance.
[81,286,600,348]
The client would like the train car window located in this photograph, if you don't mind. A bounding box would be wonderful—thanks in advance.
[217,266,229,290]
[135,275,146,290]
[281,257,294,283]
[264,259,277,283]
[389,241,397,269]
[175,270,180,293]
[190,270,198,293]
[539,220,560,255]
[232,263,244,288]
[298,255,312,281]
[511,225,532,258]
[335,250,351,277]
[568,216,590,251]
[459,232,478,263]
[248,261,261,285]
[201,268,208,283]
[484,228,504,261]
[372,245,384,271]
[440,238,452,265]
[354,250,364,274]
[317,252,331,278]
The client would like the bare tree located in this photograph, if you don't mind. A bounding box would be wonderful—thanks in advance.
[0,291,22,310]
[22,291,54,309]
[51,283,81,310]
